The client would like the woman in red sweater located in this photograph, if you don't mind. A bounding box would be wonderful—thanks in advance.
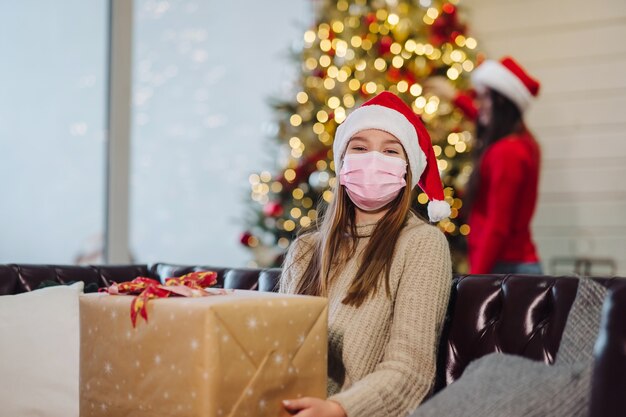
[432,57,543,274]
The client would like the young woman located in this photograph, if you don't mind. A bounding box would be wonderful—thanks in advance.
[467,58,542,274]
[428,57,543,274]
[279,91,453,417]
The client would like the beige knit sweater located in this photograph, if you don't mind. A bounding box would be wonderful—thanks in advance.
[279,212,452,417]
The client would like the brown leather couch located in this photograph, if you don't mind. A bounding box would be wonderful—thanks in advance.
[1,263,623,416]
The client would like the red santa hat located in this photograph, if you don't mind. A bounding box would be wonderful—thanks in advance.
[333,91,451,222]
[471,56,540,113]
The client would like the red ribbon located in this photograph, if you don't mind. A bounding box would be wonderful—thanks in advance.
[101,271,222,327]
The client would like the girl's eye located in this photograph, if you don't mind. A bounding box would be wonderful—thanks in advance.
[385,149,399,154]
[351,146,367,151]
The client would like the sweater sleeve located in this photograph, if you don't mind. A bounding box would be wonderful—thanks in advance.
[328,227,452,417]
[470,141,527,274]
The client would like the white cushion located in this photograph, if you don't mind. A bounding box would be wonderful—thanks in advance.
[0,282,83,417]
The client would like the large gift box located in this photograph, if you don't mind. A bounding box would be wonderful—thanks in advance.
[80,290,328,417]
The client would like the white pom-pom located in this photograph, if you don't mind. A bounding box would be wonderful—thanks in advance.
[427,199,451,223]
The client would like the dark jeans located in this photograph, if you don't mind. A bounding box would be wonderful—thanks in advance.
[491,262,543,275]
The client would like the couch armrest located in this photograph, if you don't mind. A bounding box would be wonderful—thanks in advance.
[589,282,626,417]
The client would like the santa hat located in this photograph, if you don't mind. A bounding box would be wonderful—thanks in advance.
[471,56,540,113]
[333,91,451,222]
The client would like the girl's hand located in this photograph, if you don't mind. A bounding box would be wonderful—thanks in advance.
[282,397,347,417]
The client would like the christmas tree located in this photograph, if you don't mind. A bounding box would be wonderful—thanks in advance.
[242,0,479,271]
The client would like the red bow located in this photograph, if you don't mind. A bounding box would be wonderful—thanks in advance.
[101,271,222,327]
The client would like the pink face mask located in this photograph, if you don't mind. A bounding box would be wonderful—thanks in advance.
[339,151,407,211]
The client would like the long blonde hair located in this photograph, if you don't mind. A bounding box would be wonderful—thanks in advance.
[287,167,415,308]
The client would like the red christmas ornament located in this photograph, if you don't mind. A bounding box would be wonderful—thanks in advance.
[313,69,326,79]
[430,3,466,46]
[387,67,402,82]
[364,12,377,26]
[263,202,284,217]
[442,3,456,14]
[378,36,393,55]
[405,72,417,86]
[239,231,254,247]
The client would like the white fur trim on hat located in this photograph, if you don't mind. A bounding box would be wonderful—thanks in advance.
[427,199,451,222]
[333,104,427,189]
[471,60,533,113]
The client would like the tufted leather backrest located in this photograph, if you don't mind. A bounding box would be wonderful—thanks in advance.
[0,264,149,294]
[0,263,281,295]
[257,269,282,292]
[149,263,281,291]
[434,274,617,391]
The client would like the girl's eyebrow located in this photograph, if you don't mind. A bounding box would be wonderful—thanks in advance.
[349,136,367,142]
[382,139,402,146]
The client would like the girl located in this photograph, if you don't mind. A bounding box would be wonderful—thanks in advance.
[427,57,543,274]
[466,58,542,274]
[279,91,453,417]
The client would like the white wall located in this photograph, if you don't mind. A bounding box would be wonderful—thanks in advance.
[464,0,626,275]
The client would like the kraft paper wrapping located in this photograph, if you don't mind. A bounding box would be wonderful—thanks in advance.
[79,290,328,417]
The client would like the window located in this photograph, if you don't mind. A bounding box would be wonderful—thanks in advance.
[0,1,108,263]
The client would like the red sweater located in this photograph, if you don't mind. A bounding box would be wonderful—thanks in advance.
[467,129,541,273]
